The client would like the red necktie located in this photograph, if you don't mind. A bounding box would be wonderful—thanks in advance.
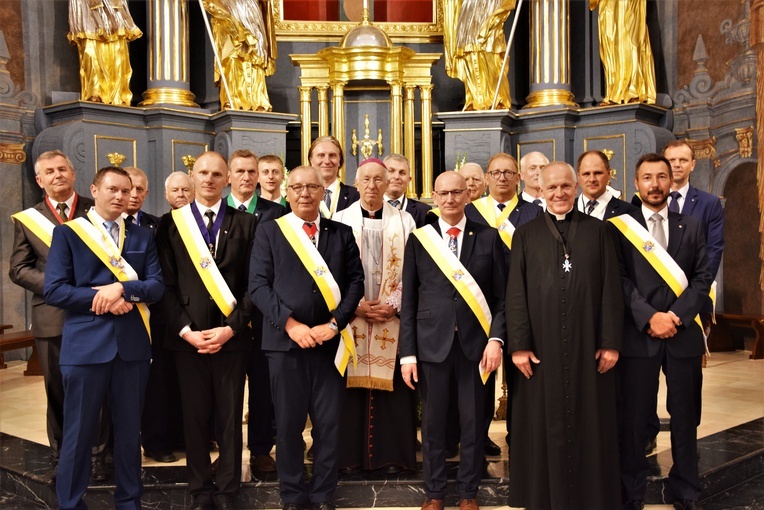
[303,222,318,246]
[446,227,460,257]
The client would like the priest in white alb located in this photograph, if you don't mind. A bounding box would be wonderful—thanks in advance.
[334,158,418,475]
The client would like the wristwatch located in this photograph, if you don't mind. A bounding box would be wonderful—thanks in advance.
[327,320,339,333]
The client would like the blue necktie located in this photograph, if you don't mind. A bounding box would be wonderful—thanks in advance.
[103,221,118,245]
[669,191,681,213]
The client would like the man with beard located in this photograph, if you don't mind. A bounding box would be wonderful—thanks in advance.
[611,154,712,510]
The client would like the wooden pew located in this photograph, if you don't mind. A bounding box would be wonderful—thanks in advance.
[708,313,764,360]
[0,326,42,375]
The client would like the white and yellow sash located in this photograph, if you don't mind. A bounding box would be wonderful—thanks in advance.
[340,202,407,390]
[67,212,151,340]
[413,224,493,383]
[608,214,708,341]
[171,205,237,317]
[471,195,518,249]
[275,214,357,374]
[11,208,56,247]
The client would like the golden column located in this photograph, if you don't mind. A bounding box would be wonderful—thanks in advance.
[750,0,764,308]
[524,0,577,108]
[404,85,417,197]
[420,84,434,199]
[317,86,330,137]
[390,82,403,154]
[139,0,198,107]
[332,81,347,181]
[298,86,312,165]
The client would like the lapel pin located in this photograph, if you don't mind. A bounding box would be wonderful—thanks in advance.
[468,231,474,236]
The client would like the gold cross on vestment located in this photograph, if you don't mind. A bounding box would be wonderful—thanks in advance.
[375,328,396,350]
[351,324,366,348]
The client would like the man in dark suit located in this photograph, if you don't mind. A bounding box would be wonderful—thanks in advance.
[226,148,287,475]
[43,166,164,510]
[576,150,638,220]
[612,154,713,510]
[308,136,359,217]
[124,166,160,232]
[123,165,182,464]
[400,172,507,510]
[226,149,286,223]
[383,153,432,227]
[157,151,257,510]
[249,166,364,510]
[9,150,94,477]
[463,152,541,454]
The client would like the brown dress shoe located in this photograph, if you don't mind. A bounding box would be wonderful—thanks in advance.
[250,454,277,473]
[459,498,479,510]
[421,498,444,510]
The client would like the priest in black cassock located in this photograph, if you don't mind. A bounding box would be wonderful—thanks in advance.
[506,162,623,510]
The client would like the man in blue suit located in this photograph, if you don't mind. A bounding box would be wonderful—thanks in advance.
[249,165,364,510]
[662,141,724,277]
[464,152,541,455]
[44,166,164,510]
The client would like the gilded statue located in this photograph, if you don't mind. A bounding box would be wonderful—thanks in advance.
[443,0,516,110]
[203,0,277,112]
[591,0,656,105]
[67,0,142,106]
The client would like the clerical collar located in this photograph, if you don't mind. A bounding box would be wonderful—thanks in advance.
[361,205,384,219]
[548,205,575,221]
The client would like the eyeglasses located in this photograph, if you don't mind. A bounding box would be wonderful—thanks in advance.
[358,177,384,186]
[433,189,466,198]
[288,184,323,194]
[487,170,518,180]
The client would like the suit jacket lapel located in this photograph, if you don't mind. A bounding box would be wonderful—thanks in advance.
[667,214,684,258]
[459,221,476,265]
[317,222,331,258]
[216,208,233,262]
[682,186,698,216]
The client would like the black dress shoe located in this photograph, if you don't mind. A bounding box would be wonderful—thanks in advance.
[191,495,214,510]
[91,458,112,482]
[314,503,336,510]
[144,449,177,463]
[338,465,361,475]
[380,464,403,475]
[281,504,303,510]
[674,500,703,510]
[485,437,501,456]
[214,495,236,510]
[622,500,644,510]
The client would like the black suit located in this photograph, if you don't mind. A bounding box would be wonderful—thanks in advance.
[139,208,185,455]
[463,197,541,442]
[9,195,94,457]
[249,215,364,506]
[233,195,287,458]
[602,196,639,220]
[399,219,507,500]
[611,209,713,503]
[334,182,360,214]
[157,204,256,505]
[402,197,433,228]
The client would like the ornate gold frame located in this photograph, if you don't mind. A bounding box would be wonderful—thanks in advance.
[274,0,444,42]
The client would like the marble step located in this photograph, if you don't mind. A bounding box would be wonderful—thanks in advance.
[1,418,762,509]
